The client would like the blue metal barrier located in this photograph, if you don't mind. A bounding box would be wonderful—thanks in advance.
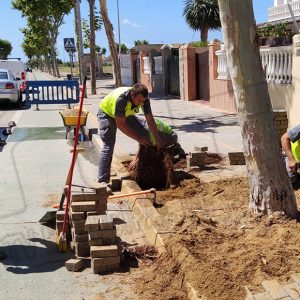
[25,80,80,105]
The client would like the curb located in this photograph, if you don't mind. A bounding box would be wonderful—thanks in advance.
[85,115,202,300]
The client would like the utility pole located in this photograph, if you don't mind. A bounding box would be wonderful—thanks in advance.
[117,0,121,58]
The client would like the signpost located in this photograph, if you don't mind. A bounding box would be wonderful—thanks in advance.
[64,38,76,79]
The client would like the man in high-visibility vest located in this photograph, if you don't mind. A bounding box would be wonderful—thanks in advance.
[97,83,164,184]
[281,125,300,184]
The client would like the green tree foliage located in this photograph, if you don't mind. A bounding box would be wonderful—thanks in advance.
[12,0,74,76]
[189,41,209,47]
[0,39,12,59]
[81,10,103,49]
[183,0,221,42]
[115,43,128,54]
[134,40,149,46]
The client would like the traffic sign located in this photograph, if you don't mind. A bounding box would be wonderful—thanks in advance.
[64,38,76,51]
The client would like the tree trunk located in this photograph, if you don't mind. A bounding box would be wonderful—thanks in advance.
[74,0,82,84]
[99,0,121,87]
[218,0,297,217]
[89,0,97,94]
[200,27,208,43]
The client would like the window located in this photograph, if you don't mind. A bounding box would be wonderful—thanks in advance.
[0,72,8,80]
[143,57,150,74]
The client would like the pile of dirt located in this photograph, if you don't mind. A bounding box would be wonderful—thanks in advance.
[134,177,300,300]
[129,145,175,190]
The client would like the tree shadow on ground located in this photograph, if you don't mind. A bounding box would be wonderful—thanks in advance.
[153,114,239,134]
[0,238,72,274]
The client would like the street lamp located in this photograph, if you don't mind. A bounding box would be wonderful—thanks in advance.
[117,0,121,58]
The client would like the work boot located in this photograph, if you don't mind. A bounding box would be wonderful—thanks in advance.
[174,143,186,159]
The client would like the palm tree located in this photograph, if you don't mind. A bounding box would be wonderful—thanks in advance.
[183,0,221,42]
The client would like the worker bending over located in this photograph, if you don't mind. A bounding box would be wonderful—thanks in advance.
[97,83,164,184]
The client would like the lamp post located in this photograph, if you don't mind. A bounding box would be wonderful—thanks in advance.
[117,0,121,58]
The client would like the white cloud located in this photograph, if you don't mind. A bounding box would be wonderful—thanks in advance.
[123,19,146,28]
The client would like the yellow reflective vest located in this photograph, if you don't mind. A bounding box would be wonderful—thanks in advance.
[99,87,143,118]
[150,118,173,145]
[291,140,300,162]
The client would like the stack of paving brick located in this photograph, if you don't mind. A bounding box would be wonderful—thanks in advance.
[86,214,120,274]
[273,110,288,139]
[69,184,109,258]
[186,147,208,170]
[228,152,245,165]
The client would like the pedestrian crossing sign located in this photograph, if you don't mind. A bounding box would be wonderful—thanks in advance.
[64,38,76,51]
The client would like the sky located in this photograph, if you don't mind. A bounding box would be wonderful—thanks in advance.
[0,0,274,62]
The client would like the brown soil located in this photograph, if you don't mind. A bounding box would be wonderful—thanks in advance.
[134,176,300,300]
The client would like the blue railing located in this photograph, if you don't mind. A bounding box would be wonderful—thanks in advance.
[25,80,80,105]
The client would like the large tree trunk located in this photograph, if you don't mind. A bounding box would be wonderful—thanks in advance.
[200,27,208,43]
[89,0,97,94]
[74,0,83,84]
[218,0,297,217]
[99,0,121,87]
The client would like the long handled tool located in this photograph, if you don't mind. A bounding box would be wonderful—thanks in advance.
[58,76,87,252]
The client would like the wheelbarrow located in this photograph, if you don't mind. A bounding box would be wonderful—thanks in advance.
[59,107,89,139]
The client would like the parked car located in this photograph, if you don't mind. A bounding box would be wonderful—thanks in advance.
[26,65,32,72]
[0,68,22,105]
[0,59,26,94]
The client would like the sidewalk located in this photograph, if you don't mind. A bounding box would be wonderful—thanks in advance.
[83,77,244,159]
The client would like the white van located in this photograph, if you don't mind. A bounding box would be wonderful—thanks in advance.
[0,59,26,93]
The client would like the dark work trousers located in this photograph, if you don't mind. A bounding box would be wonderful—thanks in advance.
[97,109,149,183]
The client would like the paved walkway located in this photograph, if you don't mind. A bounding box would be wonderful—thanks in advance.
[81,77,244,159]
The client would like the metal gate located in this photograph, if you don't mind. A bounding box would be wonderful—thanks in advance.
[167,51,180,96]
[196,50,209,100]
[25,80,80,105]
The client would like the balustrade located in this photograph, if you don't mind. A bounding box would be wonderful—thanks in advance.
[268,0,300,22]
[215,45,293,85]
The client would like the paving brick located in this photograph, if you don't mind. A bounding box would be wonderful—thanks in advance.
[71,201,96,212]
[56,220,68,235]
[73,220,86,235]
[254,292,273,300]
[90,245,118,258]
[56,210,65,221]
[262,280,289,299]
[65,258,84,272]
[110,178,121,191]
[194,146,208,152]
[87,211,98,216]
[89,226,116,239]
[72,193,105,202]
[89,238,103,246]
[75,242,90,257]
[85,215,100,231]
[91,256,120,274]
[74,233,88,243]
[283,283,300,299]
[71,211,85,221]
[102,237,116,245]
[99,215,113,230]
[97,205,107,215]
